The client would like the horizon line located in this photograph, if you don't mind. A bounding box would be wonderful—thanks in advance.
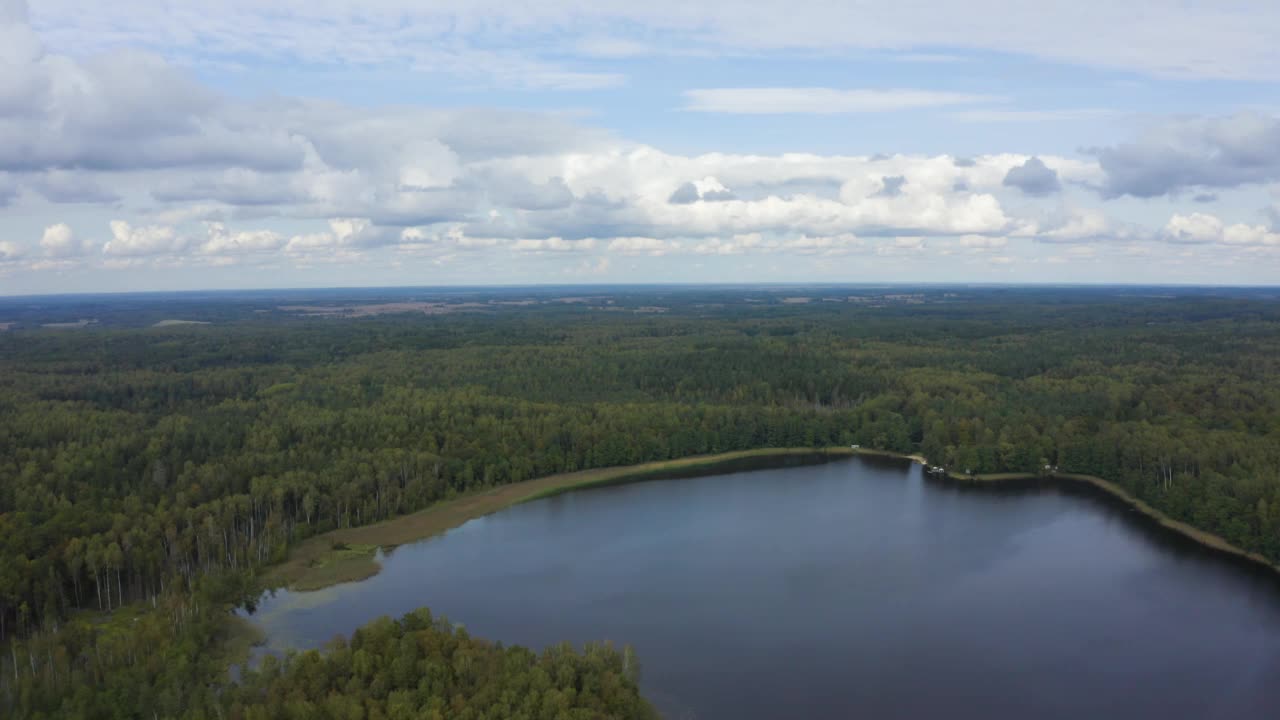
[3,280,1280,302]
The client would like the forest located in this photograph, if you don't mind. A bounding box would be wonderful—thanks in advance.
[2,285,1280,717]
[228,608,654,720]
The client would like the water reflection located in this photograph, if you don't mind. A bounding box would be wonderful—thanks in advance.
[245,458,1280,719]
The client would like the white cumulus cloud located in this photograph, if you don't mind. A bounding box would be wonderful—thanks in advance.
[1162,212,1280,246]
[0,239,24,262]
[39,223,84,257]
[104,221,187,256]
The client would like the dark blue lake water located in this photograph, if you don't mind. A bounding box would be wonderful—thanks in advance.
[246,457,1280,718]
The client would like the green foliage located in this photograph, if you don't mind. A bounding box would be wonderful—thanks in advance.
[3,288,1280,715]
[1,572,254,719]
[228,609,655,720]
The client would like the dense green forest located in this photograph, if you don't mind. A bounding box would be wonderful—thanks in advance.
[3,286,1280,716]
[229,608,653,720]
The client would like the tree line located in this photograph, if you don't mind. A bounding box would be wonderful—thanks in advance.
[3,290,1280,715]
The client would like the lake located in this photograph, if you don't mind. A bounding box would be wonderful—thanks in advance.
[246,456,1280,718]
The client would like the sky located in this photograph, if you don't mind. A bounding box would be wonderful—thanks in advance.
[1,0,1279,294]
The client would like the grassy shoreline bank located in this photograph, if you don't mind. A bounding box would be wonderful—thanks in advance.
[265,446,853,591]
[849,447,928,465]
[265,443,1280,593]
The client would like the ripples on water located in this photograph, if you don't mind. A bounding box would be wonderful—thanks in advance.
[246,457,1280,719]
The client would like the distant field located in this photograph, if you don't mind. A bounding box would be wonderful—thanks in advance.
[153,319,212,327]
[276,301,486,317]
[41,319,95,328]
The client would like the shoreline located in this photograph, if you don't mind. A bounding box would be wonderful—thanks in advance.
[852,446,1280,576]
[849,447,928,465]
[264,443,1280,593]
[938,467,1280,575]
[265,446,853,591]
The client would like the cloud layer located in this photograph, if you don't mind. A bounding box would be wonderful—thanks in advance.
[27,0,1280,82]
[683,88,999,114]
[1,0,1279,290]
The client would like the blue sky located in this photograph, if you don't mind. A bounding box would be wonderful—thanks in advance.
[1,0,1279,294]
